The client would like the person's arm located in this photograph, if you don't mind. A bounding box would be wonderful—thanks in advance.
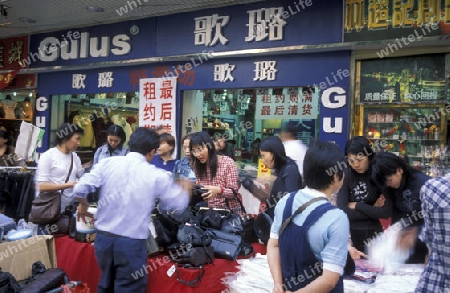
[289,270,340,293]
[267,238,284,293]
[336,179,371,220]
[92,147,101,166]
[157,172,191,214]
[354,194,392,219]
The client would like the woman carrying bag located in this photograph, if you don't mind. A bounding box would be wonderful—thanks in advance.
[32,123,88,233]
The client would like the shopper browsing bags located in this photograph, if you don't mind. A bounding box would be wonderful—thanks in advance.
[189,131,242,216]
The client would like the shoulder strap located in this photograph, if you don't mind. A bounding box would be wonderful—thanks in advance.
[279,197,327,237]
[228,188,248,217]
[65,153,74,183]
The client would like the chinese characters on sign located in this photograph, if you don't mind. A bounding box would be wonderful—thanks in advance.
[72,74,86,89]
[0,36,28,70]
[345,0,450,32]
[194,6,287,47]
[139,77,177,140]
[98,72,114,88]
[255,87,319,119]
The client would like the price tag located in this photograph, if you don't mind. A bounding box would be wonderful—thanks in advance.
[167,264,176,277]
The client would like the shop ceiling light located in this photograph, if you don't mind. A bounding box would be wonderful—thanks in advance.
[86,6,104,12]
[19,18,36,24]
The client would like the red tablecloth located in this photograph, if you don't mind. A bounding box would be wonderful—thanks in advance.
[55,236,266,293]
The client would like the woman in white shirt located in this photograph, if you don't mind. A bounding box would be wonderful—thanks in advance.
[36,123,87,212]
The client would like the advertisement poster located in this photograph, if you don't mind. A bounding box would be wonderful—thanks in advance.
[344,0,450,42]
[139,77,177,137]
[359,54,446,104]
[255,87,319,120]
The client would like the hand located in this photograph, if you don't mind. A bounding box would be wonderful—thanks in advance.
[396,226,418,251]
[374,195,385,207]
[201,185,222,199]
[348,202,357,209]
[175,178,194,193]
[348,245,368,260]
[76,204,93,223]
[272,283,284,293]
[82,160,92,170]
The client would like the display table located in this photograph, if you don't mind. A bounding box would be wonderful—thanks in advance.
[55,236,266,293]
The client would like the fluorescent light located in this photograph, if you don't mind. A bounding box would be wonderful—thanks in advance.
[86,6,104,12]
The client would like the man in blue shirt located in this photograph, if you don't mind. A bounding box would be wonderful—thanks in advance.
[268,141,349,293]
[74,127,191,293]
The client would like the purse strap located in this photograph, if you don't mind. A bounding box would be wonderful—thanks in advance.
[175,265,205,287]
[278,197,327,237]
[228,188,248,217]
[65,153,74,183]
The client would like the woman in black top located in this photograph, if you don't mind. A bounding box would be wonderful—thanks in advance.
[242,136,302,219]
[337,136,391,253]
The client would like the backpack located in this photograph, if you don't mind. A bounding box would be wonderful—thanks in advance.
[0,268,21,293]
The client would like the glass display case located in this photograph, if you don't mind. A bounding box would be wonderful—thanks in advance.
[361,105,448,176]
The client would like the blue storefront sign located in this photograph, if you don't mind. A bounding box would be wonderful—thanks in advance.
[34,0,349,152]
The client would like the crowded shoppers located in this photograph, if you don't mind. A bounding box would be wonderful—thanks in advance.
[337,136,391,252]
[189,131,242,215]
[74,127,191,293]
[92,124,128,167]
[268,141,349,293]
[371,151,430,264]
[36,123,86,213]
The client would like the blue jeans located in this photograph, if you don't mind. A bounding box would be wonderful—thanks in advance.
[94,232,147,293]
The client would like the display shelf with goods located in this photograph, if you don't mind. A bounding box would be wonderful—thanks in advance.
[0,92,35,146]
[359,105,448,177]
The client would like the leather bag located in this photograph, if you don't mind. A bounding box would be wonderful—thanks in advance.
[177,224,212,247]
[20,268,68,293]
[206,228,243,260]
[169,245,215,267]
[29,154,73,225]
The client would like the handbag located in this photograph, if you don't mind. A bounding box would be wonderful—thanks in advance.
[206,228,243,260]
[29,154,74,225]
[168,244,215,267]
[20,268,68,293]
[177,223,212,247]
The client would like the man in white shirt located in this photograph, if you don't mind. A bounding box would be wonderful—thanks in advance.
[279,121,308,177]
[74,127,192,293]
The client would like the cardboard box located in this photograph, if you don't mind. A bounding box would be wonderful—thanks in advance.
[0,235,56,281]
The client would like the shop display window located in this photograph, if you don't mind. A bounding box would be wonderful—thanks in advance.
[0,91,35,146]
[50,93,139,163]
[355,53,449,177]
[182,87,320,165]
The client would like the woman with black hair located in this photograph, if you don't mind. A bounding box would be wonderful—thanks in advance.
[93,124,128,167]
[242,136,302,219]
[189,131,242,216]
[371,151,430,264]
[151,132,177,172]
[35,123,87,213]
[337,136,391,253]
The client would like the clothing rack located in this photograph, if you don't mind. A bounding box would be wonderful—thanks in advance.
[0,166,36,221]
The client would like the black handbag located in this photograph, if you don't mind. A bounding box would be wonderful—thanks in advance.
[206,228,243,260]
[20,268,68,293]
[253,211,273,245]
[168,244,215,267]
[0,268,21,293]
[153,207,197,248]
[29,154,73,225]
[177,224,212,247]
